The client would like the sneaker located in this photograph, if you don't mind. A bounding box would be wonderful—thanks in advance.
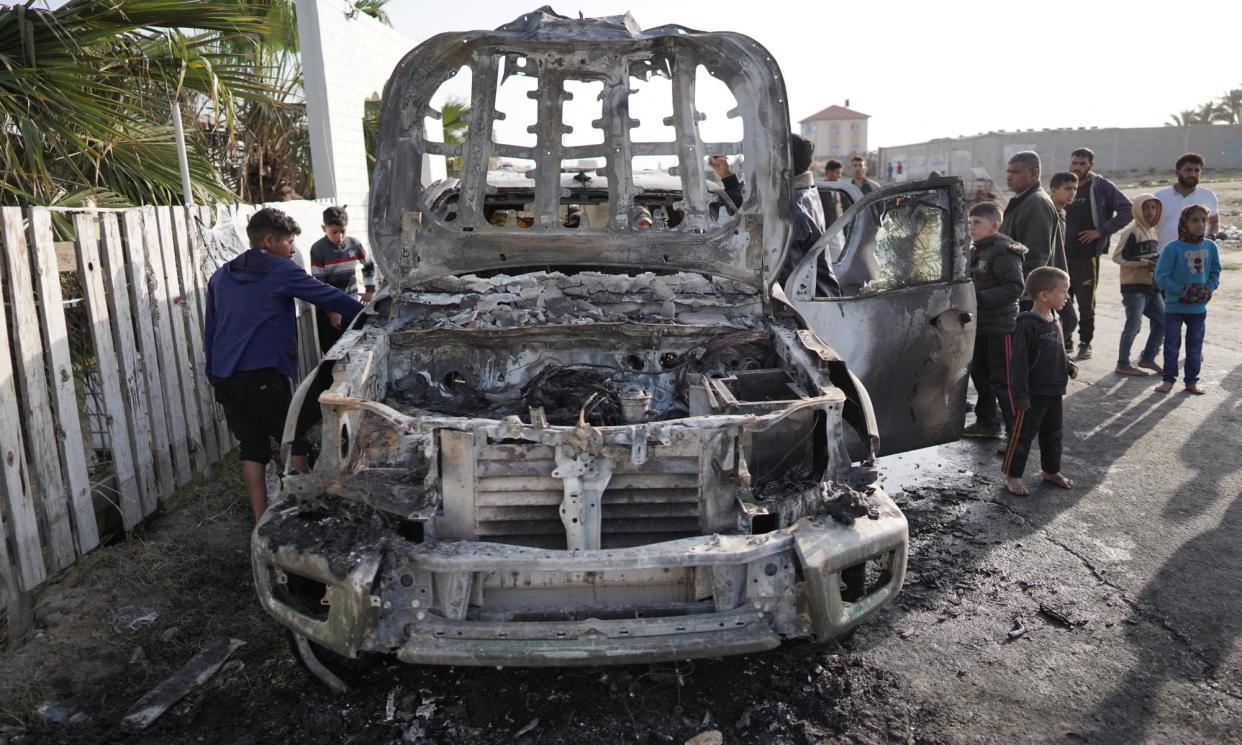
[1137,360,1162,374]
[963,422,1004,439]
[1064,340,1075,354]
[1115,365,1149,377]
[1077,343,1093,360]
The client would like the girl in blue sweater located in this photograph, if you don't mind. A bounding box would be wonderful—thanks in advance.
[1154,204,1221,394]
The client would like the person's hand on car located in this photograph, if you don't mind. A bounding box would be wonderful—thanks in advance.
[708,155,732,180]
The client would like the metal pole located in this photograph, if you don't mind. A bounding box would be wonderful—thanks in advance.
[171,103,194,205]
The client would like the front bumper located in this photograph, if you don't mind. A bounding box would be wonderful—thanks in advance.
[252,492,908,666]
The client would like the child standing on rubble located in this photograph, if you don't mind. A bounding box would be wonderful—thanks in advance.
[1002,267,1078,496]
[963,202,1027,444]
[205,208,365,520]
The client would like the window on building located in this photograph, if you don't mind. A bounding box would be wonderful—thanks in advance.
[850,122,859,131]
[830,123,840,133]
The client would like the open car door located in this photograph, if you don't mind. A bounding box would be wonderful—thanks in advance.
[785,176,974,456]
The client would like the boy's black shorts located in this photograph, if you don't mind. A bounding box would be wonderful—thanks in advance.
[211,368,309,465]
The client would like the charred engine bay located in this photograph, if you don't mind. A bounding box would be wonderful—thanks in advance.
[386,270,779,426]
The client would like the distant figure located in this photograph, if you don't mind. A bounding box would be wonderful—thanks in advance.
[821,158,845,223]
[778,134,840,297]
[962,201,1026,442]
[1062,148,1132,361]
[630,205,654,230]
[1154,152,1220,248]
[1001,151,1059,310]
[824,159,844,182]
[886,161,894,180]
[1002,266,1078,496]
[310,206,375,354]
[1154,204,1221,395]
[850,155,880,194]
[1110,194,1165,377]
[708,154,745,208]
[1047,171,1079,341]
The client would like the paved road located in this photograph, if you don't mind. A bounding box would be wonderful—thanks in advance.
[860,252,1242,743]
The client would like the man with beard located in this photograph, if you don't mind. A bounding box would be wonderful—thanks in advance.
[1155,153,1219,248]
[1061,148,1132,360]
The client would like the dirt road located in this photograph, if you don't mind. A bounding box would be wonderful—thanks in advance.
[2,182,1240,745]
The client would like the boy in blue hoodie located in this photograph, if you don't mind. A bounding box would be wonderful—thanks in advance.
[1154,204,1221,395]
[204,208,365,519]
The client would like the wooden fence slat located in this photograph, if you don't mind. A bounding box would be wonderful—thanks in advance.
[73,213,142,530]
[0,237,46,590]
[27,209,99,554]
[99,214,159,517]
[171,208,220,466]
[0,208,76,570]
[0,503,20,620]
[196,206,235,454]
[155,207,207,475]
[142,207,192,486]
[120,211,176,503]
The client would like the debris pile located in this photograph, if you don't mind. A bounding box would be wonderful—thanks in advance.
[397,271,761,331]
[822,485,882,525]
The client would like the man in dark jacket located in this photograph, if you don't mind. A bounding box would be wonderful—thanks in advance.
[710,139,839,297]
[963,202,1028,439]
[1062,148,1133,359]
[1001,151,1059,303]
[204,207,365,520]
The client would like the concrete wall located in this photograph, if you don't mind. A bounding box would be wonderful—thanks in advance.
[878,124,1242,188]
[295,0,416,211]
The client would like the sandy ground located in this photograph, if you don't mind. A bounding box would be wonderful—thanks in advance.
[1,180,1240,745]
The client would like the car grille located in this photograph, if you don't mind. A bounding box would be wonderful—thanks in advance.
[473,443,703,549]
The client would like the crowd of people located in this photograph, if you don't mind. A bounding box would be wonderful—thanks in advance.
[962,149,1224,495]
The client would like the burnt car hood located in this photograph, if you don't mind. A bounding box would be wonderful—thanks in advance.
[369,7,795,295]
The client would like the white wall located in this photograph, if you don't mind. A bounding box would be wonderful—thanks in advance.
[295,0,415,210]
[879,124,1242,188]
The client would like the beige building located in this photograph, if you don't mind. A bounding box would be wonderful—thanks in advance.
[799,104,869,161]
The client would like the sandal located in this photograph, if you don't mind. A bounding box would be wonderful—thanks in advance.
[1155,381,1173,394]
[1185,384,1206,395]
[1115,366,1149,377]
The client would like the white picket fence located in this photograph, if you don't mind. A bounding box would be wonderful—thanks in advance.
[0,205,241,632]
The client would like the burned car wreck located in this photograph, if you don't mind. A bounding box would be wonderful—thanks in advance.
[251,8,949,688]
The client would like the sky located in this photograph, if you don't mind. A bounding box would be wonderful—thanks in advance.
[386,0,1242,149]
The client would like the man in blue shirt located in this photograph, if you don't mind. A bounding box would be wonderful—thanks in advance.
[204,208,364,519]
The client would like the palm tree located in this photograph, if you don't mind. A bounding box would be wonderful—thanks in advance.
[1196,101,1224,125]
[1216,88,1242,124]
[1168,109,1198,127]
[0,0,393,207]
[0,0,279,207]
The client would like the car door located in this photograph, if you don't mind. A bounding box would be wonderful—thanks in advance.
[785,176,975,456]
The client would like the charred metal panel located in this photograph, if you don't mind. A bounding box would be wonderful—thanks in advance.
[369,9,794,291]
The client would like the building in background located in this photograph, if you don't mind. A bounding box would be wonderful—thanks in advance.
[799,104,869,161]
[879,124,1242,191]
[294,0,437,217]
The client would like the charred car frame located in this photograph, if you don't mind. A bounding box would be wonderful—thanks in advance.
[252,8,974,689]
